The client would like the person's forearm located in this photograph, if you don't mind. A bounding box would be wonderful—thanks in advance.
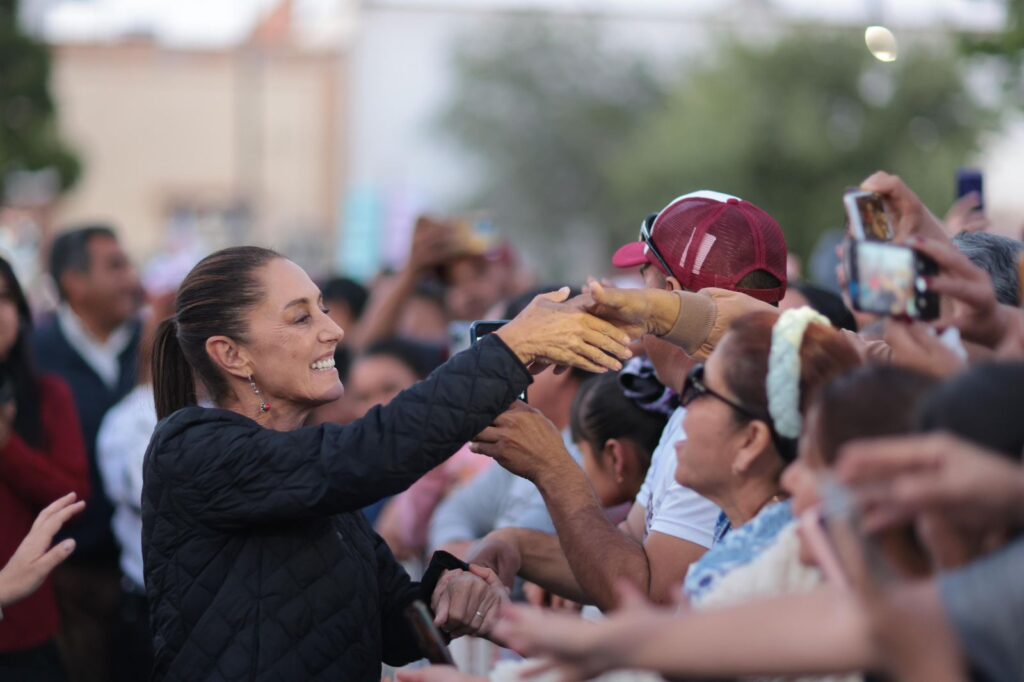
[348,269,420,352]
[535,463,651,611]
[623,589,877,677]
[502,529,591,604]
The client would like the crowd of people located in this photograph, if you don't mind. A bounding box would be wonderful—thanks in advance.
[0,170,1021,682]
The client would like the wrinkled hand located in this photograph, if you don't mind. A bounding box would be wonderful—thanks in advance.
[466,531,522,589]
[470,402,574,482]
[573,279,680,339]
[431,565,510,639]
[883,320,965,379]
[496,288,633,373]
[837,433,1024,534]
[859,172,949,243]
[944,193,988,235]
[396,666,485,682]
[911,237,1012,348]
[0,493,84,608]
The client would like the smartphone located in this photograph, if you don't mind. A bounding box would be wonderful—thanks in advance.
[844,190,894,242]
[470,320,527,402]
[404,600,456,666]
[845,240,939,321]
[955,167,984,211]
[818,476,894,587]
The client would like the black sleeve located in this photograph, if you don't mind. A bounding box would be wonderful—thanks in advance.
[376,533,426,666]
[157,335,531,530]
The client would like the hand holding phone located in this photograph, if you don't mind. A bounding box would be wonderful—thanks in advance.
[845,240,939,321]
[845,190,895,242]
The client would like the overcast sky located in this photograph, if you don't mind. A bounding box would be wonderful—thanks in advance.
[30,0,1005,48]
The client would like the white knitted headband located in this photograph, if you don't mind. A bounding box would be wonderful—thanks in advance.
[766,307,831,439]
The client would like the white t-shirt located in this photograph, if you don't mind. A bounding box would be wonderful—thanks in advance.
[635,407,720,548]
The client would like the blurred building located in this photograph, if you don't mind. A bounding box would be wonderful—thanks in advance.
[48,0,348,271]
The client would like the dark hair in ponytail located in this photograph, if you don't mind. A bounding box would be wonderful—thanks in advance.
[153,246,282,420]
[570,372,668,467]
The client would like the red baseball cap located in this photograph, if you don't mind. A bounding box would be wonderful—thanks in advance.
[612,190,788,304]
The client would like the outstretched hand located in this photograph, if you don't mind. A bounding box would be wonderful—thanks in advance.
[0,492,84,609]
[470,402,574,483]
[493,581,678,681]
[431,564,510,639]
[573,279,681,339]
[496,288,634,374]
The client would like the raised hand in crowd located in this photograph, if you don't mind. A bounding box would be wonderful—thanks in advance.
[496,288,633,373]
[0,492,85,612]
[944,192,989,235]
[838,433,1024,536]
[883,320,966,379]
[494,582,679,681]
[859,171,950,243]
[469,401,574,483]
[573,279,681,338]
[431,564,510,639]
[910,237,1019,348]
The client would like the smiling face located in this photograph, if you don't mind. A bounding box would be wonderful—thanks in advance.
[674,338,750,498]
[237,259,345,410]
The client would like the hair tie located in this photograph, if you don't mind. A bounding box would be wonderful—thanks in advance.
[766,307,830,439]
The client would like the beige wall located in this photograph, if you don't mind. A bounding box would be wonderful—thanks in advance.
[50,41,345,269]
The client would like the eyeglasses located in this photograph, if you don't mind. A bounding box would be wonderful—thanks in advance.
[639,212,676,279]
[680,364,763,422]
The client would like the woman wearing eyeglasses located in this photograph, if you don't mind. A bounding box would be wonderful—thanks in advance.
[675,307,860,605]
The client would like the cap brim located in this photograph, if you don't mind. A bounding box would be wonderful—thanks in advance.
[612,242,652,269]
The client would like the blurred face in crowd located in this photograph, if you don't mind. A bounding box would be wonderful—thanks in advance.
[64,234,139,330]
[345,354,420,419]
[445,256,505,321]
[579,437,645,508]
[324,298,356,339]
[0,276,20,361]
[397,295,449,346]
[228,259,345,409]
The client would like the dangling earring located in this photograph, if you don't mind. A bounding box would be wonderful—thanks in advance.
[249,375,270,414]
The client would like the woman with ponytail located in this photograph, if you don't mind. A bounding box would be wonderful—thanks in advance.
[140,247,634,681]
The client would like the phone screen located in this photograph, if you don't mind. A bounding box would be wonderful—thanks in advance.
[470,320,527,402]
[956,168,984,211]
[849,241,938,320]
[844,191,894,242]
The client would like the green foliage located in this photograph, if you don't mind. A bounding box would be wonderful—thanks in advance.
[607,30,995,261]
[438,16,664,279]
[441,19,995,277]
[0,5,80,202]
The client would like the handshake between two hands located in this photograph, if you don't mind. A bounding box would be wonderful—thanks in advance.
[430,564,510,640]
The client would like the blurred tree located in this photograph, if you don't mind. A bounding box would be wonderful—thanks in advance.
[442,20,994,275]
[961,0,1024,101]
[606,31,996,261]
[0,0,80,202]
[438,16,665,280]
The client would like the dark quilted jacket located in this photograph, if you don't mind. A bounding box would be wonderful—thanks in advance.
[142,335,530,681]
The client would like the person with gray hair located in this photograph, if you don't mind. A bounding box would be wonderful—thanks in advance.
[952,232,1024,306]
